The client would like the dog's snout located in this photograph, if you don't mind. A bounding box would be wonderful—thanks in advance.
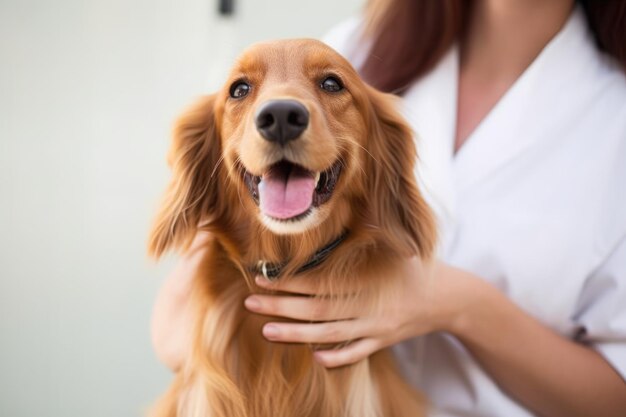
[255,100,309,145]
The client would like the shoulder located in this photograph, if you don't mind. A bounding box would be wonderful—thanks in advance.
[551,9,626,250]
[580,43,626,246]
[321,16,370,69]
[571,68,626,255]
[565,7,626,132]
[585,50,626,128]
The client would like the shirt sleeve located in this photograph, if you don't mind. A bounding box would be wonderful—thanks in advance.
[573,234,626,381]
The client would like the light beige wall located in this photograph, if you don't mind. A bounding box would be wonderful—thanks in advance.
[0,0,364,415]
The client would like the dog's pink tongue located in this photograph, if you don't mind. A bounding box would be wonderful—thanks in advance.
[259,163,315,219]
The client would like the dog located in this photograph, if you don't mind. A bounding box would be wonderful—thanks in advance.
[148,39,436,417]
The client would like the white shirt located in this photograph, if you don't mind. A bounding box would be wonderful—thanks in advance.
[324,7,626,417]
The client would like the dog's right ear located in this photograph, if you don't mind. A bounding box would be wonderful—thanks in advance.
[148,94,220,259]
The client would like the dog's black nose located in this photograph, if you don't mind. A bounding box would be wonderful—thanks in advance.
[255,100,309,145]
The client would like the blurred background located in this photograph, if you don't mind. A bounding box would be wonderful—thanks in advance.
[0,0,363,415]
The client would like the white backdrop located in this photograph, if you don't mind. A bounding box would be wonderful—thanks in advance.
[0,0,363,415]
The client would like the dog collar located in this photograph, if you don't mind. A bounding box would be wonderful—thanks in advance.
[253,231,348,280]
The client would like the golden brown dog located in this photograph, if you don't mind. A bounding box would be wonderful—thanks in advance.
[149,39,436,417]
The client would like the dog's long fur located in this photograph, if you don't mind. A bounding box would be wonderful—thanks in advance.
[148,39,436,417]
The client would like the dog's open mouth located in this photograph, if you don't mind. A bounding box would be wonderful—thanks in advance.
[243,159,342,221]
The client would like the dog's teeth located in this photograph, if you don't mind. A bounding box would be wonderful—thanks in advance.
[315,172,321,187]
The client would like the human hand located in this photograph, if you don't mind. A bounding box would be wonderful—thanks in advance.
[244,258,471,367]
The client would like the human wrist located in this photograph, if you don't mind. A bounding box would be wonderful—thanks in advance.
[432,262,493,337]
[449,272,503,343]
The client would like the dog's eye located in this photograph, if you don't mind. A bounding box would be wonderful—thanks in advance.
[229,81,251,99]
[320,76,343,93]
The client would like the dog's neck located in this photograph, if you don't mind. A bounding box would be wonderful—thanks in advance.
[250,230,348,280]
[205,197,407,286]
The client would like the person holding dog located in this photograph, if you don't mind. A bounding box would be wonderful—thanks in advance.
[152,1,626,416]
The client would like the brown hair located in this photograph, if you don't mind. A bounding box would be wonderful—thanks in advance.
[361,0,626,94]
[580,0,626,69]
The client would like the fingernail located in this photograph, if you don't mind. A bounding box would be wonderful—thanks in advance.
[313,351,327,364]
[255,275,270,286]
[244,296,261,311]
[263,324,279,339]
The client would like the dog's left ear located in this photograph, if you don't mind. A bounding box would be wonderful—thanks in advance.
[364,86,437,259]
[148,94,221,258]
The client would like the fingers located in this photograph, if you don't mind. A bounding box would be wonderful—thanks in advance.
[247,275,389,368]
[314,338,381,368]
[244,294,359,321]
[260,318,384,368]
[254,275,321,296]
[261,319,373,344]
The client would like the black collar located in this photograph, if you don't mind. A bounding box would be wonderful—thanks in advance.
[252,231,348,280]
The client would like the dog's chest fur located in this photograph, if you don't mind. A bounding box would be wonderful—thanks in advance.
[160,236,427,417]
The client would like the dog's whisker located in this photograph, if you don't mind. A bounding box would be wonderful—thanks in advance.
[352,141,380,165]
[233,155,248,211]
[210,155,226,179]
[333,142,369,180]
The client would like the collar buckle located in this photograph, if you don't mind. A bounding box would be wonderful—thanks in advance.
[252,231,348,281]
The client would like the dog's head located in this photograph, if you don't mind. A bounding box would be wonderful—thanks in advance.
[149,39,435,260]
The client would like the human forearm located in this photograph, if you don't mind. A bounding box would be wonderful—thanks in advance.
[151,232,210,370]
[444,265,626,417]
[242,257,626,416]
[151,267,194,371]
